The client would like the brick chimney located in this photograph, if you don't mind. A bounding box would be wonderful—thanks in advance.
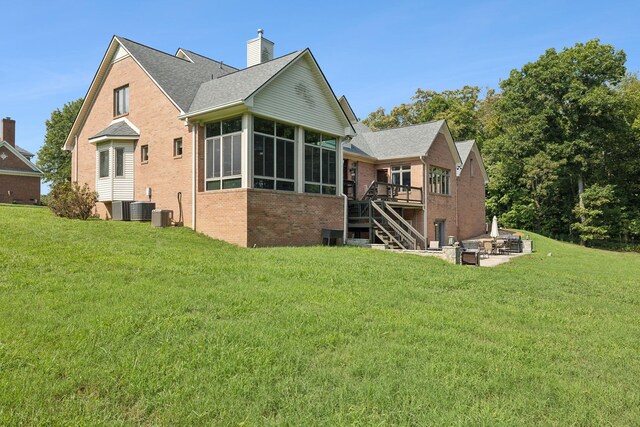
[247,29,274,67]
[1,117,15,147]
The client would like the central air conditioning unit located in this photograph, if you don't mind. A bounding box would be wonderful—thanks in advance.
[130,202,156,221]
[112,201,133,221]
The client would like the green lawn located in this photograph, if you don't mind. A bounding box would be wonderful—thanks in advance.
[1,204,639,425]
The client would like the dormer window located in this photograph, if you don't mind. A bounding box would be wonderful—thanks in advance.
[114,85,129,116]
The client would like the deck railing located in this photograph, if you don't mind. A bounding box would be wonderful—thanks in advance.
[361,181,423,204]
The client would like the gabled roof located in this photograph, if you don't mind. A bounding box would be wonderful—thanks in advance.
[116,37,238,112]
[64,35,354,150]
[89,118,140,141]
[348,120,461,163]
[187,50,303,115]
[338,95,358,123]
[16,145,34,158]
[0,140,43,176]
[455,139,489,183]
[455,140,475,164]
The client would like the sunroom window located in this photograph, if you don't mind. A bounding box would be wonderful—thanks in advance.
[304,131,337,195]
[253,117,296,191]
[205,117,242,190]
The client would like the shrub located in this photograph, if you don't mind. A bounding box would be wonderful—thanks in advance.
[48,182,98,220]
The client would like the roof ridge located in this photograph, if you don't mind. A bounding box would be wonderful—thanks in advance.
[369,119,445,134]
[212,49,304,80]
[179,49,240,71]
[115,35,193,64]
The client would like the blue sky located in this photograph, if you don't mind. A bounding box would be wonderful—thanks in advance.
[2,0,639,192]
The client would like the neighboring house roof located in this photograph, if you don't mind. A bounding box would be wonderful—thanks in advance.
[89,119,140,141]
[16,145,34,159]
[187,50,303,114]
[348,120,461,163]
[0,140,43,176]
[116,37,238,112]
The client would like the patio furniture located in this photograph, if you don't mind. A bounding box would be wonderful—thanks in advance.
[461,249,480,266]
[483,240,494,257]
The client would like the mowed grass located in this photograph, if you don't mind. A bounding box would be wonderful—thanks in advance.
[1,205,639,425]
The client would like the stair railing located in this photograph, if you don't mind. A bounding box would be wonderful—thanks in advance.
[382,202,426,249]
[371,202,417,250]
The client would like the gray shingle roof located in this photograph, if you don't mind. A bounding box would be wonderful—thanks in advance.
[348,120,446,160]
[16,145,34,158]
[188,50,303,113]
[89,120,139,140]
[455,140,475,164]
[116,37,237,112]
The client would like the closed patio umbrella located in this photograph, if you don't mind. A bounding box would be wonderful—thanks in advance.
[490,215,499,239]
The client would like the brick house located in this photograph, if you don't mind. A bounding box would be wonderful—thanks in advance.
[341,104,488,249]
[0,117,43,204]
[63,32,487,248]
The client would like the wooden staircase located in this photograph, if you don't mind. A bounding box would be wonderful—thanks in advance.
[347,181,426,250]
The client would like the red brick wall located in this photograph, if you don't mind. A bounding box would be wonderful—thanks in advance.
[194,189,344,247]
[247,190,344,247]
[195,189,248,246]
[0,175,40,203]
[425,133,458,243]
[456,149,486,240]
[0,146,33,171]
[354,160,377,196]
[73,55,194,226]
[1,118,15,147]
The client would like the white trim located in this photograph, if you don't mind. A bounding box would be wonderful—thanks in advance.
[241,113,251,188]
[0,169,42,177]
[0,141,43,174]
[191,121,196,231]
[247,49,354,135]
[178,100,245,120]
[88,136,138,144]
[175,48,194,63]
[63,36,184,151]
[114,37,184,114]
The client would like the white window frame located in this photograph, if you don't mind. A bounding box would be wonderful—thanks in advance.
[140,144,149,163]
[391,165,411,188]
[115,147,124,177]
[99,149,110,178]
[173,138,183,158]
[114,85,129,116]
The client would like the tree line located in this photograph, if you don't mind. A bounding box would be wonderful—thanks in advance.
[364,39,640,246]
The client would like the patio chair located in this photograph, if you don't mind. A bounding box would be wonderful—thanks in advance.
[482,240,493,257]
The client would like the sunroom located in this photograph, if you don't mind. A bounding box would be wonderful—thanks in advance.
[199,114,341,196]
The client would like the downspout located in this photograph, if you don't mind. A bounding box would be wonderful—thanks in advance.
[420,155,428,248]
[74,135,79,184]
[191,120,197,231]
[341,138,351,245]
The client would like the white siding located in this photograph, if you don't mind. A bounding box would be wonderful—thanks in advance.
[96,144,112,202]
[113,142,135,200]
[251,55,348,137]
[94,141,135,202]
